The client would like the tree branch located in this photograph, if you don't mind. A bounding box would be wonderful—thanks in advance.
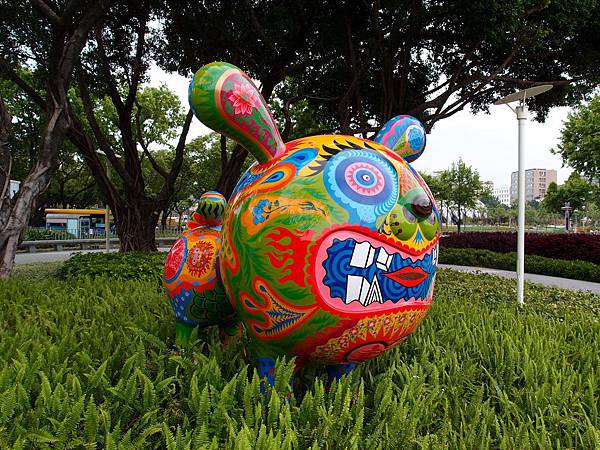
[94,26,126,114]
[30,0,61,26]
[0,96,13,211]
[134,98,168,179]
[242,0,278,56]
[281,95,301,141]
[0,58,46,109]
[125,3,149,112]
[220,134,228,174]
[76,69,130,183]
[158,109,193,202]
[57,0,108,83]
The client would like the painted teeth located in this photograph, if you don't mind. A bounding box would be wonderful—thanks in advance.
[376,247,392,271]
[345,274,384,305]
[431,244,439,266]
[349,241,376,268]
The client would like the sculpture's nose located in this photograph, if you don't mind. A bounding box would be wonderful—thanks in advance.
[410,193,433,219]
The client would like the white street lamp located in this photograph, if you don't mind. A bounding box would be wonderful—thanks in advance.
[494,85,553,306]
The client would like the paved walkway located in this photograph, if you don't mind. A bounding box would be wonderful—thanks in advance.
[440,264,600,295]
[14,248,171,265]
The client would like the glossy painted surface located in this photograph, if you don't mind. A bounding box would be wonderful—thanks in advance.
[221,135,440,365]
[163,191,234,330]
[165,62,441,374]
[189,62,285,163]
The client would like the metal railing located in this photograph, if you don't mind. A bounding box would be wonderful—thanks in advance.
[24,226,184,241]
[19,236,178,253]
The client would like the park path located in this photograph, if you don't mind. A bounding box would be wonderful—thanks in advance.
[14,251,600,296]
[14,248,172,264]
[439,264,600,295]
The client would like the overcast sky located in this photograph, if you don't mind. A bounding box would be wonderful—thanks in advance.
[149,64,573,188]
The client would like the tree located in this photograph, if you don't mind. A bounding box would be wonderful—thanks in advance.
[0,0,110,278]
[438,160,483,233]
[541,173,597,213]
[157,1,600,197]
[420,171,451,228]
[43,143,100,209]
[71,76,193,250]
[554,95,600,182]
[156,0,339,196]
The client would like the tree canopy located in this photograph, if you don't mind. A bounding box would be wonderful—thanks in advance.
[437,160,484,233]
[155,0,600,195]
[541,173,598,214]
[554,95,600,182]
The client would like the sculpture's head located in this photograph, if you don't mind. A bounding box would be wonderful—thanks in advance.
[189,62,440,365]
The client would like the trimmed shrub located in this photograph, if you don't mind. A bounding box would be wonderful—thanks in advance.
[25,227,76,241]
[59,251,167,283]
[441,232,600,265]
[440,247,600,282]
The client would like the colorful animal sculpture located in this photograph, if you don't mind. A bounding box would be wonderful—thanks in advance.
[164,62,441,385]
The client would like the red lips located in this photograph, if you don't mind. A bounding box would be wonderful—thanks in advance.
[383,266,428,288]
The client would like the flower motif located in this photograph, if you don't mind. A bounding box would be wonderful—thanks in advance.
[227,81,259,116]
[252,199,270,224]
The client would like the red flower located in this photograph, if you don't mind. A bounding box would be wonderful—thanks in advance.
[227,81,258,116]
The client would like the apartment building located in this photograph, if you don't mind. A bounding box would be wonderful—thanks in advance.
[510,168,557,204]
[493,186,511,206]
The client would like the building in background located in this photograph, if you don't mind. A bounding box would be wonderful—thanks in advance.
[482,180,494,193]
[9,180,20,198]
[510,168,557,204]
[493,186,511,206]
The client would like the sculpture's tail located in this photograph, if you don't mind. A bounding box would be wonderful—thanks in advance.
[188,62,286,164]
[186,191,227,231]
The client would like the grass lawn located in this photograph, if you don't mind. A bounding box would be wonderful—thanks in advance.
[1,266,599,448]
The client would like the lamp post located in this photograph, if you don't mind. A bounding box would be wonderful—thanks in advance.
[561,201,573,232]
[494,85,553,306]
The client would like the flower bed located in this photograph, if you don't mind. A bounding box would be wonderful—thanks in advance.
[441,232,600,265]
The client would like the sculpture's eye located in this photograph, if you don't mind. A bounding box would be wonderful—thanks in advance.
[324,149,399,225]
[386,204,417,241]
[420,211,440,241]
[402,206,417,224]
[426,212,436,225]
[345,162,385,196]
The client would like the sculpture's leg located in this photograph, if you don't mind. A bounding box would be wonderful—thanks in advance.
[175,320,196,346]
[257,356,276,393]
[218,319,243,346]
[325,363,356,388]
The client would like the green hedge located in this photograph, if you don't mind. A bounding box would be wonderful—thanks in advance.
[440,247,600,282]
[1,271,599,448]
[58,251,167,283]
[25,228,76,241]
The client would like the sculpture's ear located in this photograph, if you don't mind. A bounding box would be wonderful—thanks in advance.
[189,62,285,163]
[374,115,426,163]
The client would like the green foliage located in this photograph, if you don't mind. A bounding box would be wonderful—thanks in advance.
[1,270,599,447]
[10,261,62,283]
[541,173,598,214]
[25,228,76,241]
[435,160,484,233]
[440,247,600,282]
[554,95,600,182]
[59,252,167,283]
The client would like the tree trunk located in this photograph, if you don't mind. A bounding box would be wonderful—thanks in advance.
[0,89,71,277]
[215,144,248,198]
[457,205,462,234]
[160,207,169,230]
[113,202,159,252]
